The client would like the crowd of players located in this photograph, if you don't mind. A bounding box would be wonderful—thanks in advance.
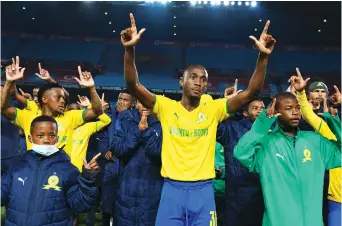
[1,14,341,226]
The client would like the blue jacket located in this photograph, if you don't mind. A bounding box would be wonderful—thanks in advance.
[99,109,132,216]
[217,119,260,187]
[112,113,163,226]
[1,150,98,226]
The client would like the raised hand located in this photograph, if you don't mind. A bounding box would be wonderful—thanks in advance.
[75,66,95,87]
[249,21,276,55]
[35,63,52,81]
[77,95,91,107]
[33,88,39,97]
[138,111,148,131]
[288,68,311,92]
[224,79,242,99]
[105,151,115,161]
[121,13,146,47]
[286,84,296,94]
[18,88,33,100]
[5,56,25,81]
[330,85,341,105]
[266,98,281,118]
[100,93,109,110]
[83,153,101,171]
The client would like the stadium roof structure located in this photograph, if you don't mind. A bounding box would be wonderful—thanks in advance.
[1,1,341,47]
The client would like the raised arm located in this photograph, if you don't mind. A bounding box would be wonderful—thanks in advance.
[1,57,25,121]
[227,21,276,114]
[121,13,155,109]
[36,63,70,98]
[74,66,103,121]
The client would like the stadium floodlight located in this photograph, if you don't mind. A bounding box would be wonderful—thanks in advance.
[203,0,208,4]
[245,1,250,6]
[190,0,197,6]
[231,1,235,5]
[251,1,257,7]
[212,0,220,6]
[237,1,242,6]
[223,0,229,6]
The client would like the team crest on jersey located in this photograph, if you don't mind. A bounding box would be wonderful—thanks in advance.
[302,147,312,163]
[196,112,208,124]
[42,175,61,191]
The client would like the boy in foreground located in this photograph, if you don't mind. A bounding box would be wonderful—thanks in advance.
[1,116,100,226]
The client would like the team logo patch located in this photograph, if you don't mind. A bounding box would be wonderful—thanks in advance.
[302,147,312,163]
[43,175,61,191]
[196,112,208,124]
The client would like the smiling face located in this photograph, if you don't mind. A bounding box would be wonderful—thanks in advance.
[180,65,208,99]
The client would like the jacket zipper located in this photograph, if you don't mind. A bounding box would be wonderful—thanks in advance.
[293,137,305,226]
[27,163,40,224]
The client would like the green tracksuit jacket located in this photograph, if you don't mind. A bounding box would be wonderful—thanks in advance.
[233,110,341,226]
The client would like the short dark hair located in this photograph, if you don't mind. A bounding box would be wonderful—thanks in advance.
[243,98,264,112]
[274,92,297,111]
[30,115,58,134]
[37,83,63,107]
[120,88,136,102]
[183,65,207,77]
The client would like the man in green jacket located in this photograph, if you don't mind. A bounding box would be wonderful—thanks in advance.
[234,92,341,226]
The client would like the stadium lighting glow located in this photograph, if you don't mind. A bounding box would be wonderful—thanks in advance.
[254,28,257,31]
[323,19,327,22]
[105,12,107,15]
[32,17,35,20]
[174,15,176,18]
[113,30,116,33]
[223,1,229,6]
[212,0,220,6]
[203,0,208,4]
[190,0,197,6]
[251,1,257,7]
[174,25,176,27]
[109,21,112,24]
[231,1,235,5]
[237,1,242,6]
[259,19,262,22]
[318,29,321,32]
[174,33,177,35]
[22,6,26,10]
[245,1,250,6]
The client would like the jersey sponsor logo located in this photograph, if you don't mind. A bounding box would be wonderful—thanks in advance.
[196,112,208,124]
[169,126,208,137]
[302,147,312,163]
[42,175,61,191]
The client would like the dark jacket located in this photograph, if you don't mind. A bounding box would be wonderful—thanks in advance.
[99,109,132,215]
[1,150,98,226]
[112,113,163,226]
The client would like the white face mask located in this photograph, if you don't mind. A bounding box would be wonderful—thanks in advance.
[31,144,59,156]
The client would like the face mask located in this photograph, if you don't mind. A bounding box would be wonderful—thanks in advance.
[32,144,59,156]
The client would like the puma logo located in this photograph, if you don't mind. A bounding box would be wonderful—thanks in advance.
[276,153,285,160]
[18,177,27,186]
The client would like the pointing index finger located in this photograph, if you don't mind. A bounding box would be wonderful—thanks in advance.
[262,20,270,35]
[77,66,82,77]
[271,98,277,109]
[334,85,340,94]
[130,13,136,29]
[38,63,42,71]
[89,153,101,164]
[233,79,238,91]
[295,68,302,79]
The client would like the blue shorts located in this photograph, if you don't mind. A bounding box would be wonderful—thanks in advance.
[155,179,217,226]
[328,200,341,226]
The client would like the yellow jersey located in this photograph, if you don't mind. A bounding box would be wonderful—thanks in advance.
[26,100,41,115]
[14,108,85,156]
[71,113,111,172]
[297,90,341,203]
[153,95,229,181]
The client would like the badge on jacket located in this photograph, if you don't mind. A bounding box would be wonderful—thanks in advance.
[302,147,312,163]
[43,175,61,191]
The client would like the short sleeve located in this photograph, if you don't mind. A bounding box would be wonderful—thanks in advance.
[14,108,31,130]
[152,95,174,120]
[66,110,85,129]
[207,98,229,123]
[26,100,39,112]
